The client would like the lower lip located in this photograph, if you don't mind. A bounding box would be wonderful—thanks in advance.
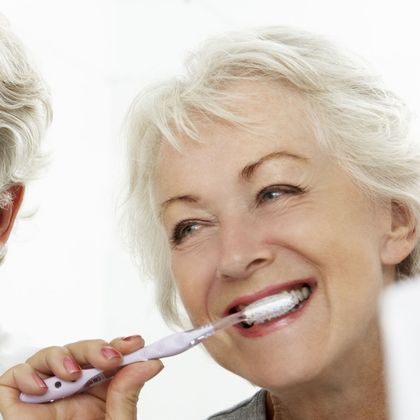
[233,288,315,338]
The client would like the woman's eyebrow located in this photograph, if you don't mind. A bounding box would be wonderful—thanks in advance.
[240,151,307,181]
[160,151,307,213]
[160,194,199,213]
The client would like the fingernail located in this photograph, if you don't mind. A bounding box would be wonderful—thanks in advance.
[122,335,142,341]
[101,346,121,360]
[63,356,81,374]
[32,373,47,389]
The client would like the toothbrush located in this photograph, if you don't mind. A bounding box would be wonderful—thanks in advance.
[20,292,298,403]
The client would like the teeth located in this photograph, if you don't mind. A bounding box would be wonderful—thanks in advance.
[290,286,311,303]
[292,289,301,301]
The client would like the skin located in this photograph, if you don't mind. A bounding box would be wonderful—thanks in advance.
[0,336,163,420]
[0,185,24,247]
[154,81,417,419]
[0,185,163,419]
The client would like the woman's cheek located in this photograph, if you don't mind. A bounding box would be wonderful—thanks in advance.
[172,248,217,323]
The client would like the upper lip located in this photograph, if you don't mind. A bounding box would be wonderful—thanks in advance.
[223,278,315,316]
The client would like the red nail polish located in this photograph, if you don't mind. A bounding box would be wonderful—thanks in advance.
[122,335,142,341]
[101,346,121,360]
[63,356,81,374]
[32,373,47,389]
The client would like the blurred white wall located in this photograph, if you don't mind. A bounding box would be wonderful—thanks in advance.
[0,0,419,419]
[381,278,420,420]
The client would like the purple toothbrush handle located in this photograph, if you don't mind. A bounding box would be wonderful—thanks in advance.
[19,367,115,403]
[19,324,215,403]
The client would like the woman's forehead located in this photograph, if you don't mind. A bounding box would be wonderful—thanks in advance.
[153,96,325,210]
[157,80,317,160]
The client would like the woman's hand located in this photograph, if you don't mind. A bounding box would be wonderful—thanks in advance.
[0,336,163,419]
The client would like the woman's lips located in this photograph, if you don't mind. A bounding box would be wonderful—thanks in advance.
[224,278,316,316]
[223,278,317,338]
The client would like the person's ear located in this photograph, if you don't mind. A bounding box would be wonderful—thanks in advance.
[0,184,24,246]
[381,200,417,266]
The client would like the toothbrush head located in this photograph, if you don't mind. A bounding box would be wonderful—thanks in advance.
[241,292,299,325]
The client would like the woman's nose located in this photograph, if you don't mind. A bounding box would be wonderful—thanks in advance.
[216,217,274,280]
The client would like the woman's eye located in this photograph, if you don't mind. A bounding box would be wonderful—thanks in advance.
[171,221,201,245]
[256,184,303,205]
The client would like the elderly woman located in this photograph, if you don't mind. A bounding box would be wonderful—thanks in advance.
[3,26,419,419]
[0,17,162,420]
[122,26,419,419]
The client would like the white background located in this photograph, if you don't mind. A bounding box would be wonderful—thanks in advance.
[0,1,419,419]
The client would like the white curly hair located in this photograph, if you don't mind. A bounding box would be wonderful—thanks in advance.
[0,15,52,261]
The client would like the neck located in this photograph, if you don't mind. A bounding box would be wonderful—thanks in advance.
[266,320,388,420]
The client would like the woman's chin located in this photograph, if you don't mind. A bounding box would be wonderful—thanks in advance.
[235,361,324,392]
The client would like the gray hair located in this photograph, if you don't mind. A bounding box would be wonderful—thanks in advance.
[0,16,52,261]
[124,26,420,326]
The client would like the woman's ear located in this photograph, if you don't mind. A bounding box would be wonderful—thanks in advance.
[0,184,24,246]
[381,200,417,266]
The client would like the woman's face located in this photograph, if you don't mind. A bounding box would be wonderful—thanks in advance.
[154,81,399,390]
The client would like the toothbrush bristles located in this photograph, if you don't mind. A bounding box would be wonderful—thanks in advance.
[242,293,298,324]
[212,291,301,332]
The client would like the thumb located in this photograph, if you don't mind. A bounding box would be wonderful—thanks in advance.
[105,360,163,420]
